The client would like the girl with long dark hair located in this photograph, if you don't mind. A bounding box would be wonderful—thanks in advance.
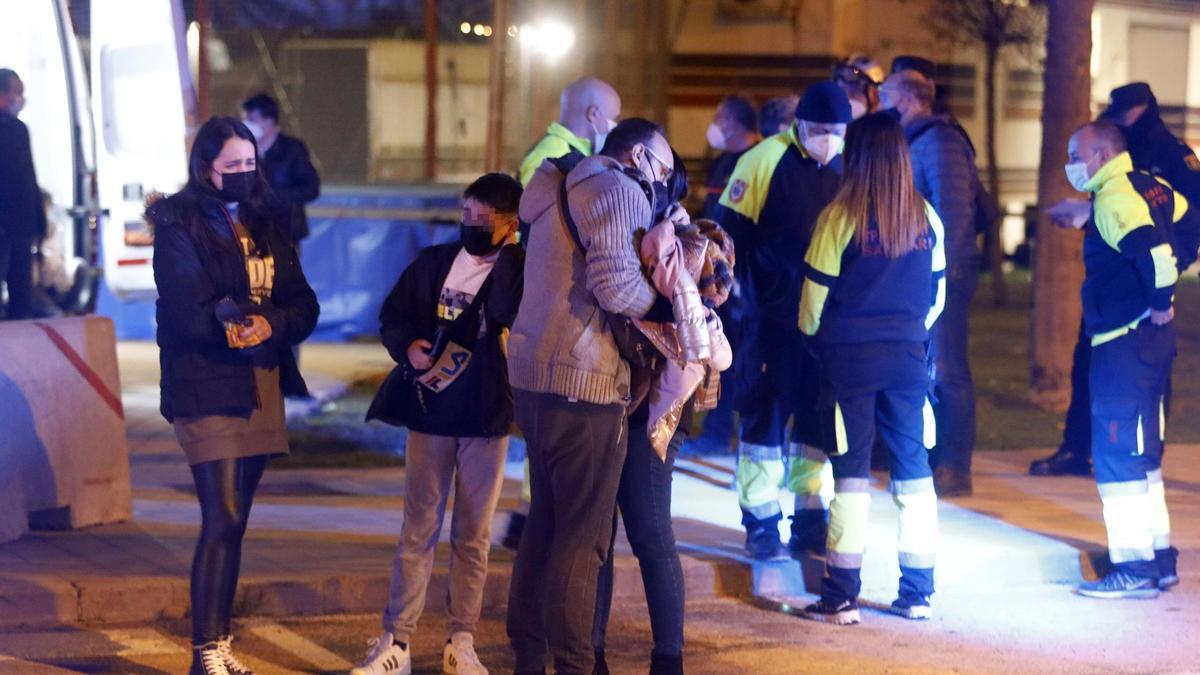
[148,117,319,674]
[797,112,946,626]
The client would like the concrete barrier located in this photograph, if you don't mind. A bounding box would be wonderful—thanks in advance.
[0,316,132,543]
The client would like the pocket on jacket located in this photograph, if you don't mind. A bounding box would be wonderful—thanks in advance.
[569,307,601,360]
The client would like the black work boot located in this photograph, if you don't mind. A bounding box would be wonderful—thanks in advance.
[743,513,787,561]
[1156,546,1180,590]
[788,509,828,556]
[933,467,973,497]
[650,653,685,675]
[1029,447,1092,477]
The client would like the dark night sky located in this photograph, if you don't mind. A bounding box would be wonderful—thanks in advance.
[68,0,497,38]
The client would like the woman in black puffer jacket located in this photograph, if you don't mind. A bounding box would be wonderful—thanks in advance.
[148,117,318,675]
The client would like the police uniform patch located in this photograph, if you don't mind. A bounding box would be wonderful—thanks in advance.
[1186,154,1200,172]
[730,179,747,203]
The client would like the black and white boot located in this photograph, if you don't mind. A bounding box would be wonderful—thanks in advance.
[190,642,232,675]
[217,635,255,675]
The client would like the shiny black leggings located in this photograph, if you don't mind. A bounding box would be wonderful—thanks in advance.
[190,456,269,645]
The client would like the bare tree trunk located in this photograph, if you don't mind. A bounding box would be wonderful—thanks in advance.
[984,44,1008,306]
[424,0,438,181]
[1029,0,1092,410]
[484,0,509,172]
[646,0,670,124]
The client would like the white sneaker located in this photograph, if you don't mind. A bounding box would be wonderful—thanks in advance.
[350,632,411,675]
[216,635,254,675]
[192,643,232,675]
[442,632,488,675]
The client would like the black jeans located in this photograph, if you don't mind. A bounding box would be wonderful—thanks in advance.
[190,456,269,644]
[508,390,628,675]
[593,406,686,660]
[0,231,34,320]
[930,267,977,474]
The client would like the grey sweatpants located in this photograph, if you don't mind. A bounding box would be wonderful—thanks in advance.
[382,431,509,642]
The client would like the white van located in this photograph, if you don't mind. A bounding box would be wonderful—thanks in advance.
[0,0,191,308]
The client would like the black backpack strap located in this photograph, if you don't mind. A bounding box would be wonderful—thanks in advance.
[558,177,588,253]
[549,150,586,176]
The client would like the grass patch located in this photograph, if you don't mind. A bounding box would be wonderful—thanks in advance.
[971,272,1200,449]
[282,272,1200,463]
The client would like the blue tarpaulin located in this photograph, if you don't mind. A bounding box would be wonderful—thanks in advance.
[97,185,463,342]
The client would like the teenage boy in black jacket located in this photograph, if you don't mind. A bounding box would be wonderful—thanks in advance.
[353,174,524,675]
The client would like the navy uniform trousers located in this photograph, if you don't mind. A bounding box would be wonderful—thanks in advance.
[821,341,938,604]
[1090,322,1175,578]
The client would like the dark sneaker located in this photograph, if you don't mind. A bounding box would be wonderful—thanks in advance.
[1156,547,1179,590]
[1028,448,1092,477]
[745,523,787,561]
[649,654,684,675]
[803,598,861,625]
[1076,571,1160,599]
[788,510,828,556]
[502,512,526,551]
[933,467,973,497]
[887,596,933,620]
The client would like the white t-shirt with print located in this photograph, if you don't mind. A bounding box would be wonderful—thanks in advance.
[437,247,499,323]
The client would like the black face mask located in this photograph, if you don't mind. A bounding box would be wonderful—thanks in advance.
[217,169,256,203]
[622,161,673,225]
[650,181,671,223]
[460,224,499,256]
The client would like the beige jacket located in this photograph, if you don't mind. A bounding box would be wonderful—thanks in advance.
[507,155,658,405]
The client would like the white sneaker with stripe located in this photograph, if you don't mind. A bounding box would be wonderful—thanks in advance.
[350,632,411,675]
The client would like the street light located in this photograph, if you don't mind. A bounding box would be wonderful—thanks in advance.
[518,19,575,62]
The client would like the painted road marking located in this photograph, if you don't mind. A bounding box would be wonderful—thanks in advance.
[0,628,183,660]
[248,623,355,671]
[0,659,81,673]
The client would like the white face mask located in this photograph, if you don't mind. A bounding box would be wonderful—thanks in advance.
[706,122,726,151]
[242,120,265,142]
[1065,161,1091,192]
[803,133,845,166]
[593,118,617,154]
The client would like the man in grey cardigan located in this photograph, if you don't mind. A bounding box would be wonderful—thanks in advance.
[880,68,980,497]
[506,118,674,675]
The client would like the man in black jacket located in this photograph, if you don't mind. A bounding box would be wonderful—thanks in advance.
[241,93,320,244]
[0,69,46,320]
[353,173,524,675]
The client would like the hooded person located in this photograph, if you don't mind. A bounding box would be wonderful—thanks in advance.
[710,81,850,560]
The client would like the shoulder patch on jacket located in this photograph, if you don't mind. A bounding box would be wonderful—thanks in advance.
[729,179,747,203]
[717,133,791,221]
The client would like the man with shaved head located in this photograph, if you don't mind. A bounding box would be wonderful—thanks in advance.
[504,76,622,553]
[507,118,675,673]
[517,76,621,187]
[1066,119,1199,600]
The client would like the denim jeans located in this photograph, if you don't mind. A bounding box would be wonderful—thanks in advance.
[593,406,686,660]
[930,266,977,473]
